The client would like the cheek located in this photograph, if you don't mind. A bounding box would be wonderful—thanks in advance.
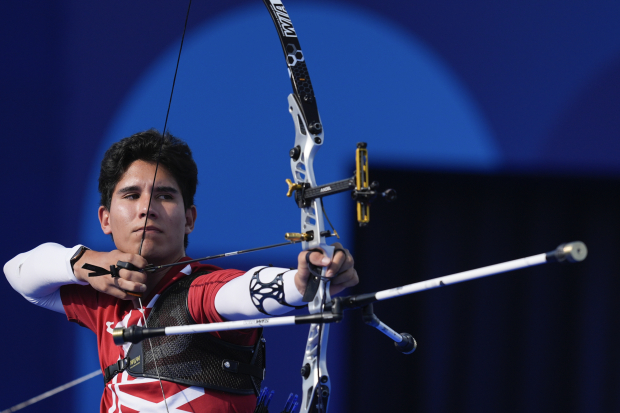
[164,205,188,228]
[110,203,135,228]
[177,209,190,229]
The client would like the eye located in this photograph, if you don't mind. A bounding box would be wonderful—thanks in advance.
[123,193,140,200]
[157,193,174,200]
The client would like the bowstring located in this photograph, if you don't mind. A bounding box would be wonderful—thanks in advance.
[136,1,193,412]
[138,0,192,256]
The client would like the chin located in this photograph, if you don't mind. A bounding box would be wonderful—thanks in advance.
[144,247,182,266]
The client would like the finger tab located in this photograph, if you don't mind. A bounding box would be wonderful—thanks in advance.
[116,261,141,272]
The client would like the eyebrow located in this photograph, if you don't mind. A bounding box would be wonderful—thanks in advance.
[117,185,141,194]
[154,186,179,194]
[116,185,179,194]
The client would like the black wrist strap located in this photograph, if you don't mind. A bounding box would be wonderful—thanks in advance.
[70,246,90,273]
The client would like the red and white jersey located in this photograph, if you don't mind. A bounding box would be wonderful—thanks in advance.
[61,258,260,413]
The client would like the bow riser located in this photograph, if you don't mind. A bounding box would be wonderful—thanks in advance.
[289,93,333,412]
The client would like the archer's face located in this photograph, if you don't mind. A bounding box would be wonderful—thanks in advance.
[98,160,196,265]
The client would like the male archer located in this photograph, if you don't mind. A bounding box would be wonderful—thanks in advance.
[4,130,358,413]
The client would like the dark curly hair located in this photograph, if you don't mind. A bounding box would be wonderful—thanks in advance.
[98,129,198,248]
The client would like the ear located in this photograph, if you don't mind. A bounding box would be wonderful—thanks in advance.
[185,205,197,235]
[99,206,113,235]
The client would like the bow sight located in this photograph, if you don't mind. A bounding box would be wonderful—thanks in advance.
[285,142,396,231]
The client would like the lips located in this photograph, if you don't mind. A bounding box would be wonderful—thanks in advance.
[134,225,162,233]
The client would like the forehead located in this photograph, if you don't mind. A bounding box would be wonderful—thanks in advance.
[115,160,179,190]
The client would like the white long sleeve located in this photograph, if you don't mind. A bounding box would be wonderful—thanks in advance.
[4,243,89,314]
[214,265,305,321]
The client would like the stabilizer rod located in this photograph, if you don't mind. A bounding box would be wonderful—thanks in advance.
[375,241,587,302]
[113,311,343,345]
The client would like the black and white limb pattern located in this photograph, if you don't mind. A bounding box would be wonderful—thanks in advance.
[250,266,300,315]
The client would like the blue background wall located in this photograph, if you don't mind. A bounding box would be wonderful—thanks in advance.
[1,0,619,411]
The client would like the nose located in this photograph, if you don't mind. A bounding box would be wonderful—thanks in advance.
[139,194,159,220]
